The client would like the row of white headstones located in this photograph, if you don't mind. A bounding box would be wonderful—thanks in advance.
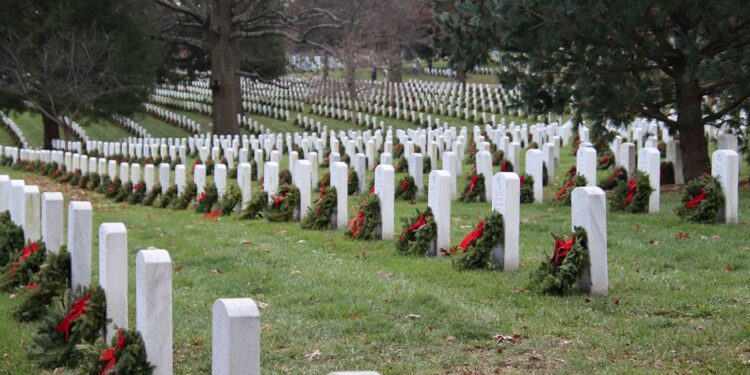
[0,174,379,375]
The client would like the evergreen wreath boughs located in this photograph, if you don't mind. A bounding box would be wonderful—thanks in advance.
[172,182,198,210]
[453,212,504,271]
[266,184,300,222]
[555,174,588,205]
[597,167,627,190]
[676,174,725,223]
[520,174,535,204]
[219,184,242,215]
[0,211,25,266]
[114,182,132,203]
[395,208,437,256]
[97,176,112,194]
[394,156,408,173]
[609,171,654,213]
[86,173,101,190]
[542,163,549,186]
[460,172,485,202]
[142,184,162,206]
[597,150,615,170]
[346,194,381,240]
[159,186,178,208]
[395,175,417,201]
[195,182,218,213]
[348,170,359,195]
[317,171,330,191]
[129,180,146,205]
[240,191,268,220]
[77,328,154,375]
[393,142,404,159]
[13,246,71,322]
[301,186,337,230]
[500,159,514,172]
[279,169,293,185]
[492,150,505,166]
[105,178,122,199]
[29,285,107,369]
[660,161,675,185]
[1,241,47,291]
[530,227,589,295]
[422,157,432,174]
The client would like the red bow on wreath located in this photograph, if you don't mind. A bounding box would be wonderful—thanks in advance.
[685,188,706,209]
[519,175,525,187]
[501,160,510,172]
[468,175,480,193]
[551,236,575,266]
[56,294,92,341]
[400,179,409,191]
[192,159,201,172]
[459,220,485,251]
[133,184,142,192]
[623,178,637,207]
[319,184,326,198]
[400,213,427,241]
[203,210,221,218]
[599,155,609,164]
[556,179,576,201]
[197,192,206,202]
[348,212,365,236]
[8,242,40,277]
[100,329,126,375]
[369,183,375,194]
[272,191,288,208]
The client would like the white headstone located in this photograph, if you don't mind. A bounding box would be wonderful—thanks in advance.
[712,150,739,224]
[409,153,424,198]
[428,170,452,255]
[136,249,172,375]
[238,163,252,211]
[476,151,492,201]
[294,160,312,219]
[331,162,348,229]
[576,147,597,187]
[99,223,128,340]
[0,175,10,212]
[214,164,227,198]
[374,165,395,240]
[491,172,520,270]
[571,187,608,295]
[354,153,367,194]
[619,143,636,178]
[159,163,170,193]
[41,192,64,253]
[525,149,544,203]
[22,185,41,242]
[68,201,93,289]
[263,162,279,197]
[666,140,684,184]
[637,148,660,213]
[212,298,260,375]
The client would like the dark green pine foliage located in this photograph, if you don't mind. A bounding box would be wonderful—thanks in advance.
[0,211,25,266]
[13,246,71,322]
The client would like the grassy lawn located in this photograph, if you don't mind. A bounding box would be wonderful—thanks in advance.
[131,113,192,139]
[0,141,748,374]
[7,112,133,146]
[0,126,20,147]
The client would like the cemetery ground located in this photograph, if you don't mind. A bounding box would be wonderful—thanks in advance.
[0,150,749,374]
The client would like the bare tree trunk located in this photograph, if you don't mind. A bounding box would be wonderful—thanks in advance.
[387,47,402,83]
[344,52,357,101]
[42,114,60,150]
[322,53,330,83]
[455,60,466,86]
[210,0,241,135]
[676,79,710,181]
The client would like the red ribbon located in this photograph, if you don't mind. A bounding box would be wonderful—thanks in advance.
[599,155,609,165]
[551,236,575,266]
[52,169,61,177]
[203,210,221,218]
[519,175,525,187]
[468,175,480,193]
[9,242,40,277]
[623,178,637,207]
[348,212,365,236]
[192,159,201,172]
[459,220,485,251]
[319,184,326,198]
[501,160,510,172]
[556,179,576,201]
[134,184,142,192]
[55,294,92,341]
[272,191,288,208]
[400,179,409,191]
[685,188,706,209]
[567,166,577,177]
[399,213,427,241]
[100,329,126,375]
[25,284,39,290]
[197,192,206,202]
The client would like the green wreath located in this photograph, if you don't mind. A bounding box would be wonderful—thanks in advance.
[395,175,417,201]
[1,241,47,291]
[279,169,293,185]
[676,174,725,223]
[393,142,404,159]
[97,176,112,195]
[460,172,485,202]
[597,167,627,190]
[77,328,154,375]
[348,170,359,195]
[13,246,70,322]
[500,159,514,172]
[159,186,178,208]
[0,211,25,266]
[395,208,437,256]
[597,151,615,170]
[555,174,588,206]
[172,182,197,210]
[317,171,330,191]
[114,182,132,203]
[394,156,408,173]
[529,227,589,295]
[240,191,268,220]
[219,183,242,215]
[142,184,162,206]
[301,187,338,230]
[520,174,535,204]
[345,194,381,240]
[609,171,653,213]
[453,212,504,271]
[266,184,300,222]
[129,180,146,205]
[195,182,219,213]
[492,150,505,166]
[28,285,107,369]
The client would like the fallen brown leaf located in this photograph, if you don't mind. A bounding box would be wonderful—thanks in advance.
[675,231,689,240]
[349,312,361,320]
[305,350,321,361]
[241,240,253,245]
[257,301,270,310]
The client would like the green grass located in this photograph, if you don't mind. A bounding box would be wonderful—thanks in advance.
[131,113,191,139]
[7,112,47,147]
[0,142,748,374]
[0,126,20,147]
[7,112,133,146]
